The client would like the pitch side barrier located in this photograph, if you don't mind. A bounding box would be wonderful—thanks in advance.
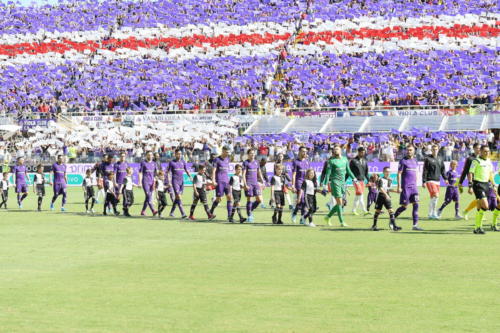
[6,161,499,187]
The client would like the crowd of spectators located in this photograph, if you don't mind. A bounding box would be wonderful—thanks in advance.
[0,0,497,118]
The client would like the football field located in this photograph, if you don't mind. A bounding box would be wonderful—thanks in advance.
[0,187,499,332]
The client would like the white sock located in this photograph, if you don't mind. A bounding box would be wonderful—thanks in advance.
[285,193,292,206]
[352,195,358,212]
[359,193,366,212]
[329,196,335,207]
[432,197,439,216]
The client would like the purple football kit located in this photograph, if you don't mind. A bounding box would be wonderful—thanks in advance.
[99,162,115,179]
[168,159,188,195]
[167,159,189,217]
[140,160,157,213]
[398,157,419,205]
[13,164,28,194]
[444,170,459,202]
[214,156,230,197]
[394,156,419,226]
[291,158,310,217]
[292,158,310,192]
[52,163,67,194]
[243,159,260,197]
[114,161,129,185]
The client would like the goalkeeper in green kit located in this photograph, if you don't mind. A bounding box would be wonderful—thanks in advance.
[322,145,357,227]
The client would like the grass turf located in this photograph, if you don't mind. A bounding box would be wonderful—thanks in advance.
[0,187,499,333]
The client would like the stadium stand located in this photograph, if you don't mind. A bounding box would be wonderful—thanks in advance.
[0,0,497,117]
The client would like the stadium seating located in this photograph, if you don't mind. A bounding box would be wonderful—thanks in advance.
[0,0,497,116]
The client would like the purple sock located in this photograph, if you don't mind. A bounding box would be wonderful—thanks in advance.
[170,200,178,215]
[412,203,419,225]
[17,194,21,205]
[394,206,406,218]
[227,201,233,217]
[246,201,252,215]
[251,200,260,211]
[455,202,459,215]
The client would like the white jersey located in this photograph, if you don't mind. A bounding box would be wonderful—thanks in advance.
[270,174,290,191]
[230,174,242,191]
[0,179,9,190]
[124,176,134,191]
[377,177,392,197]
[83,177,93,188]
[34,173,45,185]
[193,174,207,189]
[156,179,165,192]
[301,179,316,196]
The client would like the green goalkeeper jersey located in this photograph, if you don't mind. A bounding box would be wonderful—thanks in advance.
[321,156,355,185]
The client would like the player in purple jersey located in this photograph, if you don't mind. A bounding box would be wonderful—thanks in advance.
[139,151,158,216]
[92,154,112,204]
[242,148,264,222]
[209,146,233,221]
[167,148,192,218]
[114,152,129,203]
[394,145,422,230]
[12,157,29,208]
[162,160,175,203]
[291,147,310,224]
[436,160,462,219]
[50,155,68,211]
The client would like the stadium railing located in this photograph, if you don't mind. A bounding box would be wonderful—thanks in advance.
[32,103,497,118]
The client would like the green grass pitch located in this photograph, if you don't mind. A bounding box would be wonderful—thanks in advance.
[0,187,499,333]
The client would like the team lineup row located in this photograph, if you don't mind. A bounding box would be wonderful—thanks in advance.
[1,143,498,234]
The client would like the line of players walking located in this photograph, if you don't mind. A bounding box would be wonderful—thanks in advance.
[1,143,498,234]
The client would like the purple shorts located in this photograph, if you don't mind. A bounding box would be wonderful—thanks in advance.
[399,186,419,205]
[488,193,498,211]
[16,183,28,193]
[142,182,154,194]
[172,182,184,195]
[245,183,261,197]
[53,182,67,195]
[444,186,459,202]
[216,181,230,197]
[367,191,377,203]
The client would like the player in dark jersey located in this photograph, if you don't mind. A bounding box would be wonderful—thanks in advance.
[422,144,446,219]
[349,147,370,215]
